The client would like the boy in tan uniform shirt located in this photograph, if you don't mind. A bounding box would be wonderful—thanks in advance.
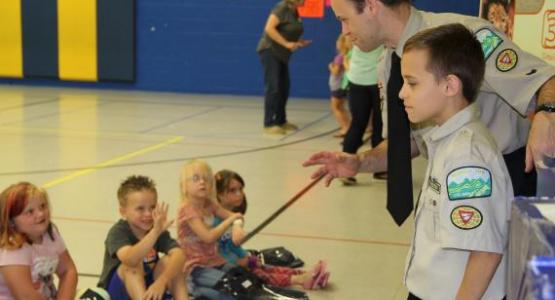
[399,24,512,300]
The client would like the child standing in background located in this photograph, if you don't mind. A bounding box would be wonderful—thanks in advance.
[0,182,78,300]
[329,33,352,138]
[214,169,330,290]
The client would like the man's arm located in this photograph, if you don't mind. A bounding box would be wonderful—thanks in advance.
[537,76,555,105]
[526,76,555,172]
[358,138,420,173]
[303,138,420,185]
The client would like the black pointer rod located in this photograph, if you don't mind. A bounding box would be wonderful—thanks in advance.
[240,174,324,246]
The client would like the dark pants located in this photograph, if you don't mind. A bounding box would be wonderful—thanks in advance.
[407,293,421,300]
[408,292,506,300]
[259,49,290,127]
[503,146,537,197]
[343,82,383,154]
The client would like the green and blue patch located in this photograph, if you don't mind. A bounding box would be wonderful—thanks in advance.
[475,28,503,60]
[447,166,492,200]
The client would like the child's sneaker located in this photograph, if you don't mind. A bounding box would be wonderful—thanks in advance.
[303,260,327,290]
[318,271,330,288]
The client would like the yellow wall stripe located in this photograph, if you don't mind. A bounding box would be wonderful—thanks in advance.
[42,136,183,188]
[57,0,97,81]
[0,0,22,78]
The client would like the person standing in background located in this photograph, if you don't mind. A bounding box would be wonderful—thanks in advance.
[257,0,312,135]
[341,45,386,185]
[329,33,353,138]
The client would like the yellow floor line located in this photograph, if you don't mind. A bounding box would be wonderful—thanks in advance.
[0,126,177,140]
[42,136,183,188]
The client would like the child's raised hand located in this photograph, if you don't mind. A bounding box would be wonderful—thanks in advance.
[152,202,174,234]
[230,212,243,221]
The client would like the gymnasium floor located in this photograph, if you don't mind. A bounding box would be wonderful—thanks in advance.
[0,85,428,299]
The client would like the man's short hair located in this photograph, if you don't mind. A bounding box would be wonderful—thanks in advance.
[403,23,485,103]
[347,0,411,13]
[117,175,157,206]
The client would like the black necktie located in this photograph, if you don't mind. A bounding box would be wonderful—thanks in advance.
[386,52,413,226]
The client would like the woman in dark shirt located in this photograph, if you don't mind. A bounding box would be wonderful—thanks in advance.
[257,0,311,135]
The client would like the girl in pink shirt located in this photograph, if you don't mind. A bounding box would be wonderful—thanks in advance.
[176,160,244,300]
[0,182,77,300]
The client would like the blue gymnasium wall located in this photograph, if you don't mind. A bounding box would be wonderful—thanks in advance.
[1,0,479,98]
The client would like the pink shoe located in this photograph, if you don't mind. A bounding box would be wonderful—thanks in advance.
[318,271,330,288]
[303,260,327,290]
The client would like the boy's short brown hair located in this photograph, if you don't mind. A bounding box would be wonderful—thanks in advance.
[403,23,485,103]
[117,175,157,206]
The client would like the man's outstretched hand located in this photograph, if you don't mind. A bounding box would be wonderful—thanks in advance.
[302,151,360,186]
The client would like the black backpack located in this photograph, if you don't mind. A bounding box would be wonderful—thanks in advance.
[251,247,304,268]
[214,266,308,300]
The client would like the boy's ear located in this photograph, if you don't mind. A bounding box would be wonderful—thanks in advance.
[444,74,462,97]
[365,0,377,14]
[119,206,126,219]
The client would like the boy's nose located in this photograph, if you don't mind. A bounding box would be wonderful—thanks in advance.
[398,83,407,100]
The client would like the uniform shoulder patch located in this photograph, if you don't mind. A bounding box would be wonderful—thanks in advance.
[475,28,503,60]
[496,49,518,72]
[447,166,492,200]
[451,205,482,230]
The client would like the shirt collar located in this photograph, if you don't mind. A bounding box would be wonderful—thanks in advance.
[394,7,423,57]
[423,104,478,143]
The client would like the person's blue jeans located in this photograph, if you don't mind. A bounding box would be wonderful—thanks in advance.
[259,49,290,127]
[189,264,235,300]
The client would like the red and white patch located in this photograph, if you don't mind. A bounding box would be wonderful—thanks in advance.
[496,49,518,72]
[451,206,482,230]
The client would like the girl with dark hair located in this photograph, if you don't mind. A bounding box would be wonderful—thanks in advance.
[214,170,330,290]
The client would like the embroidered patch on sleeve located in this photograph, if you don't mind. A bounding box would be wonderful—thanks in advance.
[496,49,518,72]
[447,167,492,200]
[475,28,503,60]
[451,206,482,230]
